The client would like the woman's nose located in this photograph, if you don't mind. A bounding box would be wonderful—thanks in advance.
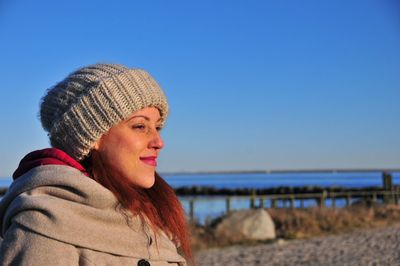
[149,130,164,150]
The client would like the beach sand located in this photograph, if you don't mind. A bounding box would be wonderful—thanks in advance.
[195,224,400,266]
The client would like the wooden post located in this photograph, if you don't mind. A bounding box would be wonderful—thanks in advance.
[226,197,231,214]
[189,199,195,223]
[319,190,327,207]
[332,194,336,208]
[300,199,304,208]
[383,172,393,204]
[250,197,255,209]
[259,197,264,208]
[271,199,276,208]
[383,172,393,190]
[372,192,377,203]
[346,193,351,207]
[290,195,295,209]
[250,189,256,209]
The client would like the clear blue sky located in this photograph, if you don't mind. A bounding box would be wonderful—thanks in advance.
[0,0,399,177]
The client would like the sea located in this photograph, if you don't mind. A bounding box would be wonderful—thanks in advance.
[163,171,400,189]
[1,171,399,224]
[161,171,400,223]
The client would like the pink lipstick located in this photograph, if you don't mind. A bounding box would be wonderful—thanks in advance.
[140,156,157,166]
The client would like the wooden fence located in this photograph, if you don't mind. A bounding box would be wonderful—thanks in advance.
[185,188,400,222]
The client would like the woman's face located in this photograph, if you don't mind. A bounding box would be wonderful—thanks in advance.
[94,107,164,188]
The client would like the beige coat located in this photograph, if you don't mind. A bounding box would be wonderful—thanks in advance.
[0,165,187,266]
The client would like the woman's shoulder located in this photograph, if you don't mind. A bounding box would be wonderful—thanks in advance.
[4,164,116,208]
[4,148,116,210]
[0,162,121,241]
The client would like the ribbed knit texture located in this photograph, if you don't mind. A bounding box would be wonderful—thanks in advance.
[39,63,169,161]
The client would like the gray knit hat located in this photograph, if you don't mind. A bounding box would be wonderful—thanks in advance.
[40,63,169,161]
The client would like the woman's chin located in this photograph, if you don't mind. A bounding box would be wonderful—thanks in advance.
[123,169,156,188]
[137,175,156,189]
[142,182,155,189]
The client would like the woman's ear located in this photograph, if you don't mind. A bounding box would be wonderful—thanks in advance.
[93,139,101,150]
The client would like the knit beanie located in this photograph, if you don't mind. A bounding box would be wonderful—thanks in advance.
[39,63,169,161]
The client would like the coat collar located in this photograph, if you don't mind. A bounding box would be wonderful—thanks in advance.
[13,148,87,180]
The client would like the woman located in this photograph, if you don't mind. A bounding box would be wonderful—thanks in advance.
[0,63,192,265]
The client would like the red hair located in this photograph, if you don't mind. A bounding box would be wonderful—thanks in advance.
[81,150,193,263]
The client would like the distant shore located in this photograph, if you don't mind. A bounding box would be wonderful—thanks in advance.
[163,168,400,175]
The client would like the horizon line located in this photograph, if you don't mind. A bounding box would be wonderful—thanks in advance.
[161,168,400,175]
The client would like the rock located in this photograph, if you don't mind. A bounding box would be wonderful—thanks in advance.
[277,238,286,246]
[214,209,276,243]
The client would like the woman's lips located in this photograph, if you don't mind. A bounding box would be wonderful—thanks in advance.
[140,156,157,166]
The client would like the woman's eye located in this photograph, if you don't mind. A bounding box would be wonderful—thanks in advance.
[156,126,162,132]
[132,124,146,130]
